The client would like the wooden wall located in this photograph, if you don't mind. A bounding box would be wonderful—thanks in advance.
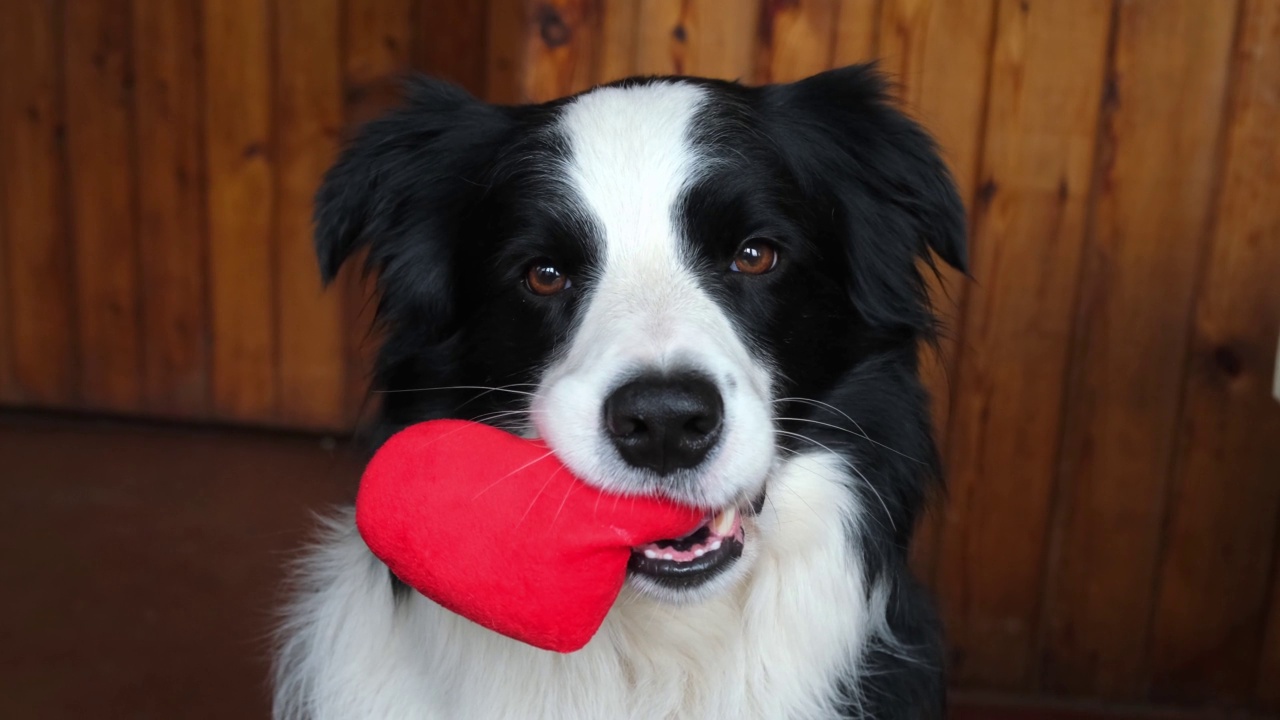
[1,0,1277,712]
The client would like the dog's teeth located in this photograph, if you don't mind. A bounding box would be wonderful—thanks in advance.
[644,549,658,559]
[694,548,705,557]
[710,540,721,551]
[712,506,737,536]
[662,553,674,561]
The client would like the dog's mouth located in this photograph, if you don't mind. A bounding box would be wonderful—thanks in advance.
[626,491,765,590]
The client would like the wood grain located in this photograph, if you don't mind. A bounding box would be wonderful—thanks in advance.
[0,150,9,400]
[635,0,762,80]
[756,0,838,84]
[524,0,601,102]
[344,0,413,121]
[486,0,529,104]
[1260,553,1280,712]
[131,0,210,417]
[832,0,881,66]
[203,0,277,421]
[63,0,143,412]
[417,0,490,97]
[275,0,346,430]
[595,0,642,84]
[1039,0,1238,698]
[342,0,414,425]
[937,0,1113,690]
[876,0,997,588]
[1147,0,1280,703]
[0,0,77,406]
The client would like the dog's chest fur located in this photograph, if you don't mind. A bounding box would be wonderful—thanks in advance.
[275,453,879,720]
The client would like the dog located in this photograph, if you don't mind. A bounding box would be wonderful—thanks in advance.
[273,64,966,720]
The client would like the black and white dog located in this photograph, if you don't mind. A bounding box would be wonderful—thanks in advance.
[275,65,966,719]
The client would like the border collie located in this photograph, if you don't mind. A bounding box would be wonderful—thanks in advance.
[274,64,966,720]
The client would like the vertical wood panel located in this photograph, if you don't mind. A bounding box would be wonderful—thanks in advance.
[524,0,601,102]
[0,0,77,407]
[0,159,10,401]
[203,0,277,421]
[1260,557,1280,712]
[2,2,69,404]
[635,0,761,80]
[486,0,528,104]
[132,0,210,416]
[417,0,490,97]
[937,0,1113,690]
[63,0,143,412]
[342,0,414,425]
[1148,0,1280,703]
[276,0,346,429]
[877,0,997,588]
[344,0,414,123]
[1039,0,1238,697]
[756,0,838,84]
[832,0,881,66]
[595,0,642,84]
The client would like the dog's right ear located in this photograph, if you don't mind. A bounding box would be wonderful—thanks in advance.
[314,76,512,284]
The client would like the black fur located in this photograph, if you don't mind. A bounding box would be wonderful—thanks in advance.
[317,65,964,719]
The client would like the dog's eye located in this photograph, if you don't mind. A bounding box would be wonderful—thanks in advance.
[730,239,779,275]
[524,259,571,296]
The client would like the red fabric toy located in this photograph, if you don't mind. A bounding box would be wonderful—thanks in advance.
[355,420,705,652]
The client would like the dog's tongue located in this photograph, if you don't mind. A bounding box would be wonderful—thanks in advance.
[355,420,704,653]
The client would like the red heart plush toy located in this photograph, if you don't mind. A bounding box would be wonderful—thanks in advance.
[355,420,704,652]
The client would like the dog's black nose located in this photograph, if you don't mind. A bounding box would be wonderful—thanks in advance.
[603,374,723,475]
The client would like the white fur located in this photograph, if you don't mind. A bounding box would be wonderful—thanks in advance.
[274,450,878,719]
[532,82,777,513]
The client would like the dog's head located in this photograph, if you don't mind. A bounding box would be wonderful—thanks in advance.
[317,66,965,602]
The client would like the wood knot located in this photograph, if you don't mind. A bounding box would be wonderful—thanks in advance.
[1213,345,1243,378]
[672,24,687,43]
[978,179,998,206]
[537,5,571,49]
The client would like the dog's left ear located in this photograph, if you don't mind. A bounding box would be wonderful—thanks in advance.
[763,64,967,330]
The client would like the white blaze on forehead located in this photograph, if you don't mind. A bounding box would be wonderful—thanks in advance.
[535,80,775,509]
[557,81,707,276]
[553,81,759,377]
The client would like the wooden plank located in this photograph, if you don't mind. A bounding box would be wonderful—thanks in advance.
[936,0,1113,690]
[876,0,997,588]
[132,0,210,418]
[1260,554,1280,712]
[832,0,881,67]
[342,0,414,425]
[0,8,16,401]
[203,0,277,421]
[486,0,529,104]
[1148,0,1280,704]
[1038,0,1238,698]
[524,0,601,102]
[417,0,490,97]
[756,0,838,84]
[343,0,413,123]
[275,0,346,430]
[0,148,10,401]
[0,0,77,407]
[595,0,642,84]
[63,0,143,412]
[635,0,761,80]
[877,0,996,207]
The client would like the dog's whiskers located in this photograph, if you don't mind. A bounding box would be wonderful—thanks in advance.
[774,430,897,534]
[774,397,926,465]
